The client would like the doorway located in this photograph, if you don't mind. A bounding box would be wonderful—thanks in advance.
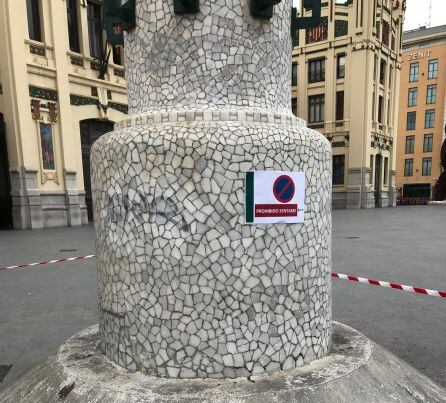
[80,119,114,221]
[0,115,13,229]
[374,154,382,207]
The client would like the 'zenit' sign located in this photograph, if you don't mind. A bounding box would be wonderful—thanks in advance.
[407,50,432,61]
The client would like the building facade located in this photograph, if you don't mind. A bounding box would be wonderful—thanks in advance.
[396,25,446,200]
[0,0,128,229]
[292,0,405,209]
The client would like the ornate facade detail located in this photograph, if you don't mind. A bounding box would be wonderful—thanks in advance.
[29,44,45,57]
[70,94,99,107]
[31,99,41,120]
[29,86,58,101]
[41,170,59,185]
[108,101,128,114]
[48,102,58,123]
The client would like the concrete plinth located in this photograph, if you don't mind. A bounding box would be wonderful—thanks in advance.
[1,322,444,403]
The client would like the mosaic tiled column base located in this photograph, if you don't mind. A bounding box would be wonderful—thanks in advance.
[91,112,332,379]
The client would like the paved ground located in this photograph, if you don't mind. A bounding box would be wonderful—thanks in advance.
[0,206,445,391]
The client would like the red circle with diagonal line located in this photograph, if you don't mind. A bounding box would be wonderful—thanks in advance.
[273,175,295,203]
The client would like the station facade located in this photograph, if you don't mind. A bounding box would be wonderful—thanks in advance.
[0,0,128,229]
[292,0,405,209]
[396,25,446,200]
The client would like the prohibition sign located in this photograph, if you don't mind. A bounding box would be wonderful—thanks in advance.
[273,175,295,203]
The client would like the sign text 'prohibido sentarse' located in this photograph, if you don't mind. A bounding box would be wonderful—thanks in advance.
[245,171,305,224]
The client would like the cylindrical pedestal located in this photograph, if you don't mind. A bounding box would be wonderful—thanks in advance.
[91,0,332,379]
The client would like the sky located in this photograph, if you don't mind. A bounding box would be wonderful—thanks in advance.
[404,0,446,31]
[292,0,446,31]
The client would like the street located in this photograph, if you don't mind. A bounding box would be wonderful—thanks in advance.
[0,206,445,390]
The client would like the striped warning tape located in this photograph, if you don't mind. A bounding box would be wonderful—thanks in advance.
[0,254,445,299]
[332,272,446,299]
[0,255,96,272]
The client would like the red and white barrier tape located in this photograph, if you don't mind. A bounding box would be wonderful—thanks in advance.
[0,255,445,299]
[0,255,96,272]
[332,272,446,299]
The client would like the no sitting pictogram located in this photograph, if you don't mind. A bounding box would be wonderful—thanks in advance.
[273,175,295,203]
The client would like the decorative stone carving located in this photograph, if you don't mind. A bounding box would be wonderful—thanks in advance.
[48,102,58,123]
[31,99,41,120]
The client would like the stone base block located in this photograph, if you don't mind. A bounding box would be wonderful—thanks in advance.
[429,201,446,206]
[1,322,444,403]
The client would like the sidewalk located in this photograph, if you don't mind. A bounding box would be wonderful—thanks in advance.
[0,206,445,389]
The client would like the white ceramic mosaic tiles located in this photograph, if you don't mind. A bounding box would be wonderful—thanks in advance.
[91,0,332,379]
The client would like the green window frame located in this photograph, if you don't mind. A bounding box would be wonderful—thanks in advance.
[408,88,417,107]
[428,59,438,79]
[404,159,414,177]
[424,109,435,129]
[409,62,419,82]
[422,157,432,176]
[406,111,416,130]
[426,84,436,104]
[405,135,415,154]
[423,134,433,153]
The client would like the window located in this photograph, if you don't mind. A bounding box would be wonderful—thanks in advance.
[369,155,374,184]
[379,59,386,85]
[425,109,435,129]
[426,84,437,104]
[422,157,432,176]
[387,98,391,125]
[408,88,417,107]
[292,98,298,116]
[382,21,390,46]
[409,62,419,82]
[383,157,388,186]
[424,134,433,153]
[405,136,415,154]
[308,59,325,83]
[87,1,103,59]
[308,94,325,123]
[26,0,42,42]
[405,135,416,155]
[428,59,438,79]
[406,111,416,130]
[336,91,344,121]
[113,45,123,65]
[404,159,414,177]
[378,95,383,123]
[67,0,80,53]
[337,54,345,79]
[389,65,393,89]
[292,62,297,86]
[333,155,345,185]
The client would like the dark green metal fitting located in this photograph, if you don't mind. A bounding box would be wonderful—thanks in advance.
[250,0,281,19]
[103,0,136,32]
[292,0,322,29]
[174,0,200,15]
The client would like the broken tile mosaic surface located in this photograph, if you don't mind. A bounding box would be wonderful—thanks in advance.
[91,0,332,379]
